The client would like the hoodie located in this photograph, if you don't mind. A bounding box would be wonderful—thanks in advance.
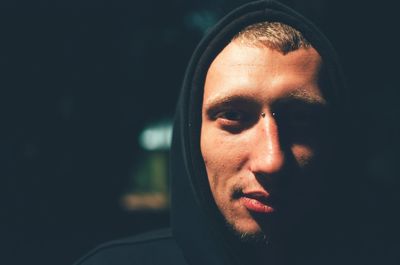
[74,1,350,265]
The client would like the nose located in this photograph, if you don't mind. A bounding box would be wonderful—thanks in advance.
[249,112,285,176]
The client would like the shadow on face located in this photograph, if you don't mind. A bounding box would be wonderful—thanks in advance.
[200,40,334,246]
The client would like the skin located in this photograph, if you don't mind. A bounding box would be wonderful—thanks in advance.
[200,40,328,241]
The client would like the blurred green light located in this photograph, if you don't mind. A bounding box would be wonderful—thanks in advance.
[139,120,172,151]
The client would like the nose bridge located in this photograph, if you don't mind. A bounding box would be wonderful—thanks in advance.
[251,113,285,174]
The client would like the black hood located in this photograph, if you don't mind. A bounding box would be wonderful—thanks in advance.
[170,1,348,265]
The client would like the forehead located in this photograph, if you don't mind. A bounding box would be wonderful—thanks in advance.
[203,41,325,106]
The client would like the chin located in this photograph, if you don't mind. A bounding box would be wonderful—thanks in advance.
[228,219,269,244]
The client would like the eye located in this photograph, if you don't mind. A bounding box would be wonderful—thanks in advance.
[288,114,316,127]
[276,110,326,144]
[216,110,245,121]
[279,112,316,130]
[213,109,253,133]
[204,98,260,133]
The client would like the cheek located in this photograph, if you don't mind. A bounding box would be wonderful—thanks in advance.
[200,128,249,184]
[201,126,246,163]
[201,137,242,173]
[291,144,315,167]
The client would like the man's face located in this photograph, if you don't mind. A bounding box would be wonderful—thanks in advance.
[200,40,328,240]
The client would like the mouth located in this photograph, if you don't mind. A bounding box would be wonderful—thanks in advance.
[240,191,276,214]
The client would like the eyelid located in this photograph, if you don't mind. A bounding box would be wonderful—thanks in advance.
[215,109,245,120]
[207,105,239,119]
[212,109,253,133]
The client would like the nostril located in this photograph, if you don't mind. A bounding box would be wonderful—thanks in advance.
[250,149,286,177]
[253,170,284,193]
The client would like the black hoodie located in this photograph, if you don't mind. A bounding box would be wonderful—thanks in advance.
[73,1,352,265]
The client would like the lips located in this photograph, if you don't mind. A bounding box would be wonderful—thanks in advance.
[240,191,275,213]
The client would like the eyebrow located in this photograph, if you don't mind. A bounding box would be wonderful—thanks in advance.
[204,94,257,109]
[287,89,327,105]
[203,88,327,112]
[203,95,260,117]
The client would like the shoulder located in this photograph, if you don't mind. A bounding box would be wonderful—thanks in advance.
[73,228,187,265]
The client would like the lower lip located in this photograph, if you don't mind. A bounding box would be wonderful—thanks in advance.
[241,197,275,214]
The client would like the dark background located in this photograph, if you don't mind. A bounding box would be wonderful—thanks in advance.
[2,0,399,264]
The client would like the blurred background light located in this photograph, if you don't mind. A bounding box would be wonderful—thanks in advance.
[139,119,172,151]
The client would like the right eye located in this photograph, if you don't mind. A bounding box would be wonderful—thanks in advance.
[216,110,245,121]
[213,109,253,133]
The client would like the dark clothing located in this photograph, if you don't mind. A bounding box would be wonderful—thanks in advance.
[74,1,350,265]
[73,229,188,265]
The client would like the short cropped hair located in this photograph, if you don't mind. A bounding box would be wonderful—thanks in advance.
[233,21,311,54]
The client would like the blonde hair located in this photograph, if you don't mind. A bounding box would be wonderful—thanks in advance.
[233,21,311,54]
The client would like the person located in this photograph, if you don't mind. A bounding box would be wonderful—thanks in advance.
[73,1,357,264]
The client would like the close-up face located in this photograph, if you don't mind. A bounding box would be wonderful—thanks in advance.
[200,40,328,241]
